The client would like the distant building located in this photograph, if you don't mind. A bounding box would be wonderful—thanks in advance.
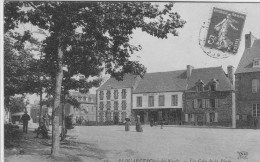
[65,91,97,124]
[28,104,51,123]
[184,66,235,127]
[235,33,260,128]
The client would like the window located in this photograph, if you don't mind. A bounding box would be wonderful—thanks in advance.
[197,85,204,92]
[100,91,104,100]
[188,114,194,122]
[210,99,215,108]
[99,102,104,110]
[114,101,119,110]
[198,99,202,108]
[136,96,142,107]
[253,103,260,117]
[196,80,204,92]
[122,100,127,110]
[114,90,118,99]
[171,95,178,106]
[252,79,260,93]
[91,106,94,112]
[210,84,216,91]
[106,101,111,110]
[148,96,154,107]
[159,95,165,106]
[253,58,260,67]
[209,113,215,122]
[83,97,86,101]
[122,89,127,99]
[106,90,111,100]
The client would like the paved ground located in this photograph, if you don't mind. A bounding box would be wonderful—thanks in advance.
[5,125,260,162]
[71,125,260,162]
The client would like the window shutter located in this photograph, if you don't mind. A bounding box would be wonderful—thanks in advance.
[205,99,209,108]
[194,99,198,108]
[185,114,188,122]
[202,99,205,108]
[215,99,218,108]
[215,113,218,122]
[206,113,210,122]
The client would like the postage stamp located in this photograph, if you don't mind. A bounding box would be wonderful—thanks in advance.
[199,7,247,58]
[204,7,246,55]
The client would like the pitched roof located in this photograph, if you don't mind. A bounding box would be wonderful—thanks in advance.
[133,70,187,93]
[235,39,260,74]
[187,66,233,91]
[97,73,140,91]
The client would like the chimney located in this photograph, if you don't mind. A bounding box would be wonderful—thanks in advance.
[227,65,234,85]
[187,65,194,80]
[245,32,256,49]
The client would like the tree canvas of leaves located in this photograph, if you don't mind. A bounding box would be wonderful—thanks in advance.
[4,2,185,157]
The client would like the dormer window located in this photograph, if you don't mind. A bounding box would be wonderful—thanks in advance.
[253,58,260,67]
[196,80,204,92]
[209,78,218,91]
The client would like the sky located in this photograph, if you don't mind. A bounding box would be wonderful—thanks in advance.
[130,2,260,73]
[3,2,260,104]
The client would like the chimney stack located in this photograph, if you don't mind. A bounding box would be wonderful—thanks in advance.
[187,65,194,80]
[227,65,234,86]
[245,32,256,49]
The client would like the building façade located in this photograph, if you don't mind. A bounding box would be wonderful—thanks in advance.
[235,33,260,128]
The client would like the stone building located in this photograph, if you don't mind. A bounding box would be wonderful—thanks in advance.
[97,66,236,127]
[96,74,140,124]
[183,66,235,127]
[132,70,187,124]
[235,33,260,128]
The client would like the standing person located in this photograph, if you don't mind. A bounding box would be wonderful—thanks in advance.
[43,112,50,131]
[125,118,130,131]
[20,111,31,133]
[150,118,154,127]
[136,115,143,132]
[160,118,163,129]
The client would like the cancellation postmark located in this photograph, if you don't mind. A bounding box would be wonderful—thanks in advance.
[199,7,246,58]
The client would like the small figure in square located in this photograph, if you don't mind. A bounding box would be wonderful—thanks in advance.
[160,119,164,129]
[20,111,31,133]
[150,118,154,127]
[125,118,131,131]
[136,115,143,132]
[35,122,50,139]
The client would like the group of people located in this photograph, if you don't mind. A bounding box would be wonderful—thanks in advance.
[20,111,50,139]
[124,115,144,132]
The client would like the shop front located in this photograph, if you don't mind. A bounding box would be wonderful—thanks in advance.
[133,108,183,125]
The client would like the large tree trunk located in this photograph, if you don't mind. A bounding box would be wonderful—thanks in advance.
[38,51,43,124]
[51,46,64,156]
[39,90,42,124]
[61,97,66,141]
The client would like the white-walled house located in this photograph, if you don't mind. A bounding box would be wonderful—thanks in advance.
[132,70,187,124]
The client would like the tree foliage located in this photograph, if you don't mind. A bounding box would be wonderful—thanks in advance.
[9,96,27,113]
[4,1,186,155]
[4,34,38,100]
